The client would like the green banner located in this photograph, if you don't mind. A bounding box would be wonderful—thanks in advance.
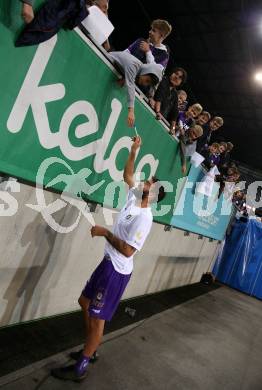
[0,4,186,225]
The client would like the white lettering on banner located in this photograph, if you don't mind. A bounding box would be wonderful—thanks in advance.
[193,191,218,217]
[0,180,20,217]
[173,179,194,216]
[7,36,65,149]
[7,35,159,181]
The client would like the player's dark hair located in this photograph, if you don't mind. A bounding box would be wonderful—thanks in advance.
[152,176,166,203]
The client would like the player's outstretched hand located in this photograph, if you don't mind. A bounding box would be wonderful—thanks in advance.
[131,136,142,152]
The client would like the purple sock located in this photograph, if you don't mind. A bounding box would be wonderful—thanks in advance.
[75,354,90,376]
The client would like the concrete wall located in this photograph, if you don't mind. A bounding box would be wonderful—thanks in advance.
[0,180,219,328]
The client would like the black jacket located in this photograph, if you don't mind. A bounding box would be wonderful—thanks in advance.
[154,76,178,122]
[196,124,212,153]
[16,0,88,46]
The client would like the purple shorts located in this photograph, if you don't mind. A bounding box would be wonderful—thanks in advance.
[82,256,131,321]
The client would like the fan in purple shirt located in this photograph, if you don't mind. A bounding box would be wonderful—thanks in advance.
[175,103,203,137]
[202,143,221,169]
[126,19,172,69]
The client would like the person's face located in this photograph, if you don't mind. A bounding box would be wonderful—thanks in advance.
[147,179,161,204]
[149,27,162,44]
[210,119,222,131]
[234,191,242,199]
[136,177,159,204]
[197,114,209,126]
[227,168,234,176]
[178,93,186,106]
[137,179,150,194]
[170,71,184,88]
[219,145,227,154]
[187,106,200,119]
[137,75,153,87]
[95,0,108,14]
[209,145,218,154]
[228,173,239,182]
[189,128,199,141]
[142,177,158,191]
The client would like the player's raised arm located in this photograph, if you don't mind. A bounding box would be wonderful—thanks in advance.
[123,136,141,188]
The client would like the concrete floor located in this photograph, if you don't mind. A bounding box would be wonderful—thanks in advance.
[0,285,261,390]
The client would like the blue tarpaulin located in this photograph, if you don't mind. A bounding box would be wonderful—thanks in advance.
[213,219,262,299]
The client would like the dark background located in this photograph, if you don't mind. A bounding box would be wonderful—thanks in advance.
[108,0,262,170]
